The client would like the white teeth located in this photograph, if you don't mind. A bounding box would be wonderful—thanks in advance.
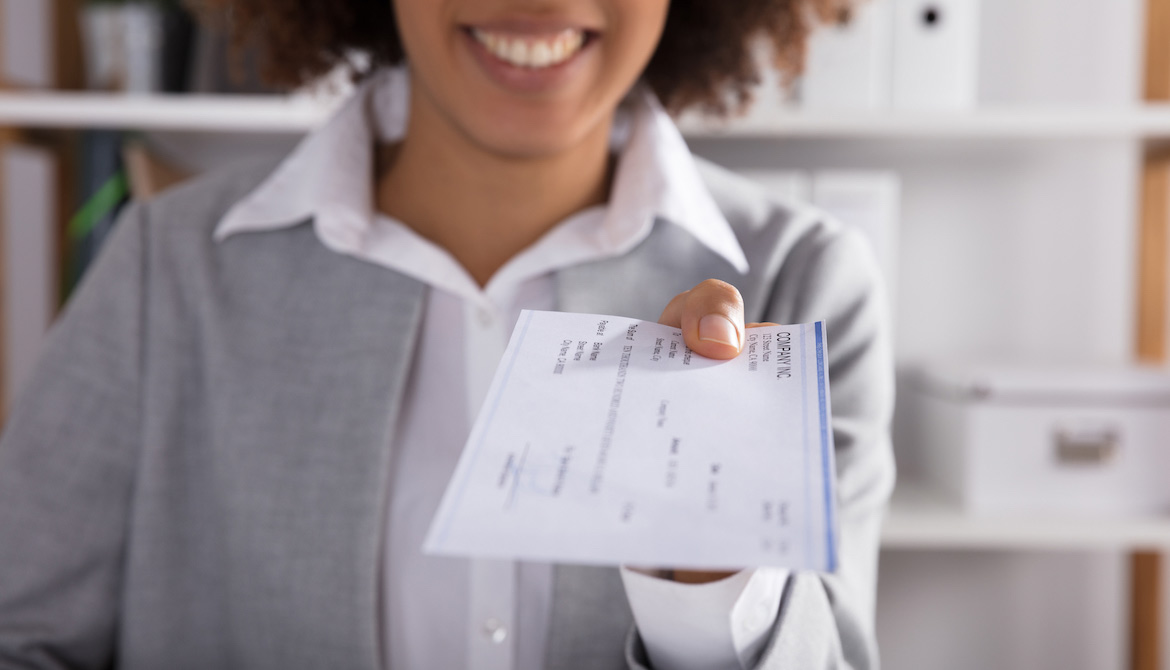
[508,39,529,64]
[531,42,551,67]
[471,28,586,69]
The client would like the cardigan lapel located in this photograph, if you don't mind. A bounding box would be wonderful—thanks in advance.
[202,221,427,669]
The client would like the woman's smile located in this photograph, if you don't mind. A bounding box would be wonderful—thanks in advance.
[469,27,588,68]
[460,19,601,94]
[390,0,665,158]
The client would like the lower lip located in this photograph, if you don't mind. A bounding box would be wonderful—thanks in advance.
[460,29,595,94]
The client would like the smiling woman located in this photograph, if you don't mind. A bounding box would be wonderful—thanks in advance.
[0,1,895,669]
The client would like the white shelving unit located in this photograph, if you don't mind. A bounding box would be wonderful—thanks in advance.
[685,0,1169,665]
[9,91,1170,141]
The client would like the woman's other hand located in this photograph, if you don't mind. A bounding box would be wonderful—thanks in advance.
[654,279,777,584]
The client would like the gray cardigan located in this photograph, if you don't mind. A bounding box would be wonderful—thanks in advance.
[0,157,895,670]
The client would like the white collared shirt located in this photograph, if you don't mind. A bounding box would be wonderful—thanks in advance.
[215,67,785,670]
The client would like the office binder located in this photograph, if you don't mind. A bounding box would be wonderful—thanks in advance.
[2,144,56,409]
[891,0,980,109]
[801,0,893,109]
[1,0,53,87]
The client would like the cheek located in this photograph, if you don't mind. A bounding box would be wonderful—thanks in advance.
[392,0,451,69]
[601,0,669,80]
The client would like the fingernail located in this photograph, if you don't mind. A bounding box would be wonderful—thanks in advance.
[698,314,740,349]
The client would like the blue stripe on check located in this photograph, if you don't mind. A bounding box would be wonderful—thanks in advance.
[815,321,837,572]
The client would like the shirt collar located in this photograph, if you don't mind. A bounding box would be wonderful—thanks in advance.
[214,67,749,275]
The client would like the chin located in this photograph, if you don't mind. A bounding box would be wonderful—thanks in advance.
[464,104,606,160]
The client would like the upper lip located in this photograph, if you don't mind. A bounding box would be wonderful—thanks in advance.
[461,17,602,36]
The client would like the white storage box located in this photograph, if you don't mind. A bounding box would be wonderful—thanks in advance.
[898,362,1170,515]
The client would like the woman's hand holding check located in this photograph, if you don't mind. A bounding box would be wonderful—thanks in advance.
[654,278,778,585]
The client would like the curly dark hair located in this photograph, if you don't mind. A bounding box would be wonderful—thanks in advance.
[195,0,850,115]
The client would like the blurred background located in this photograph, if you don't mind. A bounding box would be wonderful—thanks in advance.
[1,0,1168,668]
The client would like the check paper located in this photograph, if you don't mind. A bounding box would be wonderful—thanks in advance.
[424,310,838,572]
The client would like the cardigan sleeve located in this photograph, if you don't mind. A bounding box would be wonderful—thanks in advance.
[624,223,896,670]
[753,224,895,668]
[0,204,147,669]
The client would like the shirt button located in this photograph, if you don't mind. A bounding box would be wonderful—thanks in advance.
[483,617,508,644]
[476,308,494,328]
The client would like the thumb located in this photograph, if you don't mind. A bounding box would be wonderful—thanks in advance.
[657,279,744,360]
